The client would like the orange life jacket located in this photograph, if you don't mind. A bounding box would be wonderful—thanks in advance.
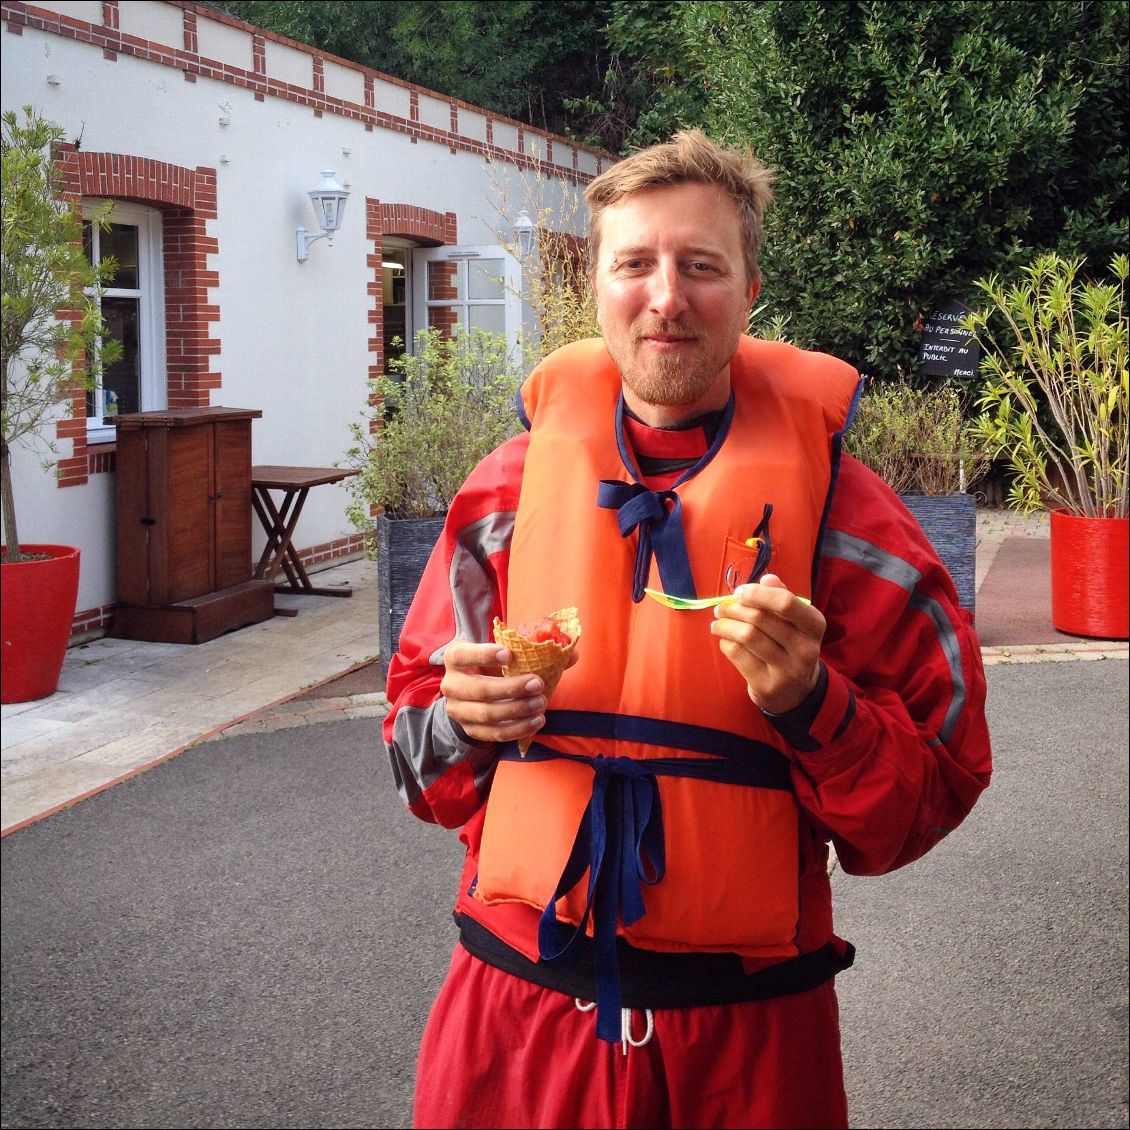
[473,336,859,1013]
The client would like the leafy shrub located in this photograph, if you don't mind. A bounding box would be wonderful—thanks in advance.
[342,328,523,532]
[844,378,989,495]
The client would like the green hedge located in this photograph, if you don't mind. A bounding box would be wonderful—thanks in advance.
[684,0,1128,380]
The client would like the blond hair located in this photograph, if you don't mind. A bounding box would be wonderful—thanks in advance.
[585,129,775,285]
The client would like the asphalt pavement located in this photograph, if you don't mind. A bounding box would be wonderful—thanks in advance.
[2,659,1127,1129]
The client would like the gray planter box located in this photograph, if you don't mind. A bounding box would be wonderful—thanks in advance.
[376,514,445,668]
[900,492,977,614]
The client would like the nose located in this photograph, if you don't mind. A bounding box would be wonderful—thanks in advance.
[647,261,689,320]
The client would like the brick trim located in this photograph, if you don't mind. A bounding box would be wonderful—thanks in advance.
[100,0,117,57]
[300,532,366,571]
[50,142,221,487]
[76,150,203,209]
[0,1,610,182]
[379,202,456,245]
[72,601,116,643]
[182,5,196,54]
[69,532,365,643]
[366,199,385,382]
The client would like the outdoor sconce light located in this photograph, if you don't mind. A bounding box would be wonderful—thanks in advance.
[514,208,536,258]
[296,169,349,262]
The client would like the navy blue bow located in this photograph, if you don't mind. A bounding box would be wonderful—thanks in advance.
[597,480,696,602]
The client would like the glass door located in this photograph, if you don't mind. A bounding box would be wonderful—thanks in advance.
[381,245,411,372]
[411,246,523,358]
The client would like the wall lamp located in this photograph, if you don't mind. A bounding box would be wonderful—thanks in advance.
[513,208,536,258]
[296,169,349,262]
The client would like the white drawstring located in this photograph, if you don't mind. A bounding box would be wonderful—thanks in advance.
[620,1005,654,1055]
[574,998,655,1055]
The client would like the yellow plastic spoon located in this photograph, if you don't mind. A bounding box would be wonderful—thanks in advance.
[643,588,738,610]
[643,587,811,611]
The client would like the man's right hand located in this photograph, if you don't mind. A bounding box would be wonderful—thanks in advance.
[440,640,548,745]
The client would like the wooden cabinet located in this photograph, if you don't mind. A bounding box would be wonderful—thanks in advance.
[112,407,274,643]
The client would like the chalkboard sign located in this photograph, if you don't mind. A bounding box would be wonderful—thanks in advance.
[918,300,981,379]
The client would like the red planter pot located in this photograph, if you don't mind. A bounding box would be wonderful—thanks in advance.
[1,544,81,704]
[1049,510,1129,640]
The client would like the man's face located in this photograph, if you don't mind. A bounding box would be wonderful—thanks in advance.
[590,182,759,425]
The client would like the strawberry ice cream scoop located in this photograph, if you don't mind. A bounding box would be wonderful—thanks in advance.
[492,607,581,754]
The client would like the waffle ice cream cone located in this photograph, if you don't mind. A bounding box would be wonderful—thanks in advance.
[493,607,581,755]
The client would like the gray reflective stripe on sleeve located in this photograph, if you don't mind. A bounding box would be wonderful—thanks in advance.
[821,529,967,745]
[821,529,922,593]
[427,509,516,666]
[387,698,497,808]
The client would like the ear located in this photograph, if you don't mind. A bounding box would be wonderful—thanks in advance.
[748,277,761,308]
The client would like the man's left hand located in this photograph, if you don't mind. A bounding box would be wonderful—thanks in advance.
[710,574,825,714]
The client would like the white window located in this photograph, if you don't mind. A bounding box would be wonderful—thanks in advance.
[83,201,167,444]
[411,245,523,358]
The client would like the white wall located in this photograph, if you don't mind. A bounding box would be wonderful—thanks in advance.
[2,411,118,613]
[1,0,601,625]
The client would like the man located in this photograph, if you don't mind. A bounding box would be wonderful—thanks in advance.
[384,129,991,1129]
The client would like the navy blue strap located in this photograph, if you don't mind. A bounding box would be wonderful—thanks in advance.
[597,480,696,602]
[747,502,774,584]
[540,710,792,783]
[505,743,787,1043]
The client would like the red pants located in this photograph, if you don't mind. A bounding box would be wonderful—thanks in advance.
[414,946,848,1130]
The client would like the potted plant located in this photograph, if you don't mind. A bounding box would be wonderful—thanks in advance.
[964,252,1128,639]
[1,108,120,703]
[844,378,989,613]
[342,326,524,668]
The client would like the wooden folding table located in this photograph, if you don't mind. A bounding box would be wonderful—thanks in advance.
[250,465,359,611]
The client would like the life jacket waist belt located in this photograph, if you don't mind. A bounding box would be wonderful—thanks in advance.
[457,912,854,1009]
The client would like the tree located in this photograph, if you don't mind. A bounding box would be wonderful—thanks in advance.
[1,108,118,563]
[564,1,710,152]
[682,0,1129,379]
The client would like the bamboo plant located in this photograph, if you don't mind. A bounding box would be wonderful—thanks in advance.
[964,252,1128,518]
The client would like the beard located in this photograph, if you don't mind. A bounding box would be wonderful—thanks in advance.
[606,318,746,409]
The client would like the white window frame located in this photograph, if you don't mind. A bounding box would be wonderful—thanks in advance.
[411,245,524,358]
[83,200,167,444]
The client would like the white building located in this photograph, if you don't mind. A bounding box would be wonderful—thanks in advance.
[1,0,608,640]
